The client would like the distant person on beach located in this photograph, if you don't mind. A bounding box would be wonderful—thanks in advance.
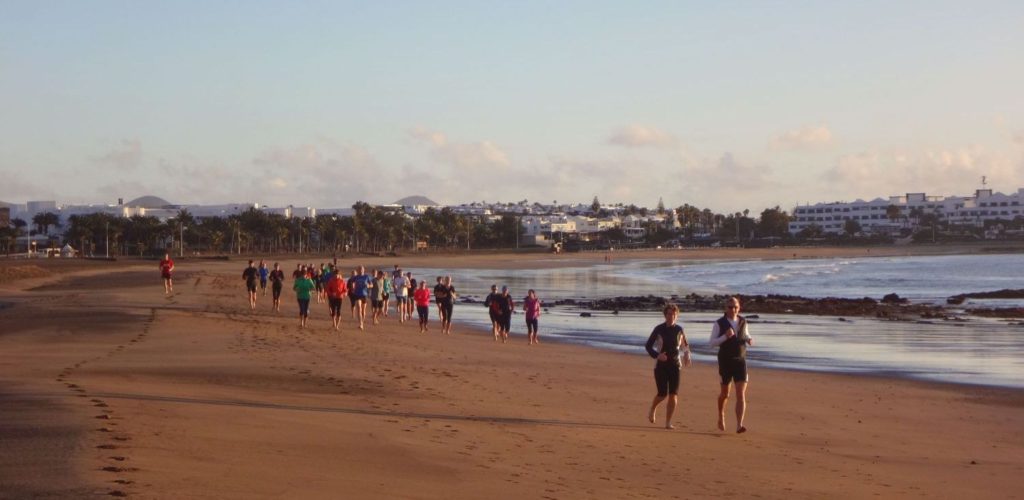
[485,285,501,340]
[523,289,541,345]
[433,276,446,320]
[381,272,393,317]
[440,276,457,334]
[242,260,259,310]
[349,266,372,330]
[393,270,410,323]
[498,285,514,343]
[293,264,303,280]
[312,264,324,304]
[413,280,432,333]
[405,272,416,319]
[709,296,754,433]
[645,303,690,430]
[159,253,174,294]
[258,260,269,296]
[371,270,387,325]
[293,270,316,328]
[269,263,285,312]
[325,269,348,331]
[347,269,358,319]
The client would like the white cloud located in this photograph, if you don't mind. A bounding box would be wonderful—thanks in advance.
[409,127,510,169]
[91,139,144,171]
[822,145,1024,198]
[771,125,833,150]
[607,125,677,148]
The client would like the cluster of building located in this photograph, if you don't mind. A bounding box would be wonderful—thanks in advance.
[0,195,679,247]
[787,188,1024,235]
[4,186,1022,245]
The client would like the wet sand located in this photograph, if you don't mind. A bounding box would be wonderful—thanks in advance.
[0,252,1022,498]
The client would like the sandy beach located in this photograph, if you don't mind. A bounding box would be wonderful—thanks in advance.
[1,248,1022,499]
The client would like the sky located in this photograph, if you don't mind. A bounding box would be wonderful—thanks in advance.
[1,1,1023,214]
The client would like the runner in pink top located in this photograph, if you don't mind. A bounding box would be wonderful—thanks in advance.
[523,289,541,345]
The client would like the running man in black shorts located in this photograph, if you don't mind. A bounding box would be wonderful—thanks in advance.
[269,263,285,312]
[242,260,259,310]
[709,296,754,433]
[645,304,689,430]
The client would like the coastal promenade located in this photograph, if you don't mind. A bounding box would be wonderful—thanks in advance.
[1,247,1022,498]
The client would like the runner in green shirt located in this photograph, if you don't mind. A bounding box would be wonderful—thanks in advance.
[293,272,316,328]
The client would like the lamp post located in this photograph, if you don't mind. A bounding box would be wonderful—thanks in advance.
[180,222,186,258]
[105,221,109,258]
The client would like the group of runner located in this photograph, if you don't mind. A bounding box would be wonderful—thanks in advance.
[231,262,471,337]
[162,255,752,432]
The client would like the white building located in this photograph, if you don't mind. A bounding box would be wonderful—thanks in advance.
[789,188,1024,235]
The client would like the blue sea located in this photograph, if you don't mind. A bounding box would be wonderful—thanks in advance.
[414,253,1024,389]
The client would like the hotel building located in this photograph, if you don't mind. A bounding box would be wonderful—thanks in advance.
[789,188,1024,235]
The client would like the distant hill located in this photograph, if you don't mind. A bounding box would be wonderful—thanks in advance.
[393,195,438,206]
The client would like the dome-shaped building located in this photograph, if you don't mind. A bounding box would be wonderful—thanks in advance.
[125,195,175,209]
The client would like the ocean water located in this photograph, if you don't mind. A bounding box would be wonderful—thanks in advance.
[412,253,1024,389]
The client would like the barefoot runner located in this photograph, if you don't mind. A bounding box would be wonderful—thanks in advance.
[325,269,348,331]
[159,253,174,295]
[709,296,754,433]
[645,304,689,430]
[293,270,316,328]
[413,281,432,333]
[242,260,258,310]
[269,263,285,312]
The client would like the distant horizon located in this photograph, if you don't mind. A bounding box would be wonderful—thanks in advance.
[2,183,1022,215]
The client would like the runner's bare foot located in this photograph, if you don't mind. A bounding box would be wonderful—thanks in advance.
[737,426,747,434]
[648,408,656,424]
[717,417,726,431]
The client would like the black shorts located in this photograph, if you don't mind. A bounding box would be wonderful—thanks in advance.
[525,317,538,333]
[372,299,383,309]
[272,282,283,299]
[260,279,267,290]
[329,297,343,316]
[246,282,257,293]
[417,305,429,321]
[383,293,389,301]
[718,357,748,385]
[489,311,500,323]
[654,361,681,397]
[440,301,454,322]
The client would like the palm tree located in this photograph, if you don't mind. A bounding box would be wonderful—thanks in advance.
[886,204,902,224]
[32,212,61,236]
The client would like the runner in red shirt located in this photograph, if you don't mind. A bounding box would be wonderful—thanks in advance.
[326,271,349,331]
[159,253,175,295]
[413,281,432,334]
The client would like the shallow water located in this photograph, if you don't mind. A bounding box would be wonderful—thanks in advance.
[412,253,1024,389]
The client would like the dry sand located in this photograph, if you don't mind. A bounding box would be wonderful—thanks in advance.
[1,249,1022,499]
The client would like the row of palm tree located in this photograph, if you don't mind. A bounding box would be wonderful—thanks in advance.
[48,204,526,257]
[3,200,791,257]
